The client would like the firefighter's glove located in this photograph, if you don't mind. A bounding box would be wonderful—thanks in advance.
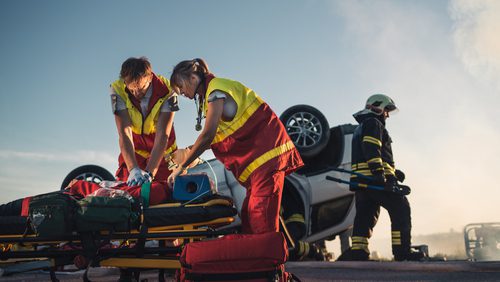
[383,178,397,193]
[395,169,405,183]
[127,167,148,187]
[371,173,386,187]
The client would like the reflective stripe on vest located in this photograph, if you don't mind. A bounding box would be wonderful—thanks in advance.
[111,73,176,157]
[204,78,265,144]
[205,78,301,183]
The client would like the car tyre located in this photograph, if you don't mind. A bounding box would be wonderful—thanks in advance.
[280,105,330,159]
[61,164,115,190]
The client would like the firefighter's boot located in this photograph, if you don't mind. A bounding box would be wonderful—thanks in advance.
[336,247,369,261]
[394,249,426,261]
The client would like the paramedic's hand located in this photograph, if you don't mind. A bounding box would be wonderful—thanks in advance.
[142,170,153,183]
[167,165,186,188]
[127,167,147,186]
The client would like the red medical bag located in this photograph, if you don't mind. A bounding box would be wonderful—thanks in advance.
[178,232,295,281]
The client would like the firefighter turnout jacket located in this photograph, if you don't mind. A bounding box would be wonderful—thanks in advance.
[350,113,396,190]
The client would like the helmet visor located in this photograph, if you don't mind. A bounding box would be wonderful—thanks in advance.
[386,104,399,115]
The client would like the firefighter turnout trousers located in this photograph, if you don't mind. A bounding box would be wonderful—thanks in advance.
[352,189,412,258]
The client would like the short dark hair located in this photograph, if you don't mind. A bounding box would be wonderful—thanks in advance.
[120,57,152,81]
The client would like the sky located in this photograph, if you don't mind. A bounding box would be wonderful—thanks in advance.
[1,0,499,255]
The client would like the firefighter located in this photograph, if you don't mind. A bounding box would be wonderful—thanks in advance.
[337,94,424,261]
[110,57,178,186]
[281,193,328,261]
[166,58,303,234]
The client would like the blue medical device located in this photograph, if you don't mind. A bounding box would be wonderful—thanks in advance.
[173,174,214,201]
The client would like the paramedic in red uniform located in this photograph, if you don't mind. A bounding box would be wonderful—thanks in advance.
[167,58,303,234]
[110,57,178,186]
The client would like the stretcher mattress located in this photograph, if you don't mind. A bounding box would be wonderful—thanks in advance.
[0,196,237,236]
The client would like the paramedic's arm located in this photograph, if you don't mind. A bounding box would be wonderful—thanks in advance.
[168,99,224,186]
[145,111,175,176]
[183,99,223,167]
[115,110,139,171]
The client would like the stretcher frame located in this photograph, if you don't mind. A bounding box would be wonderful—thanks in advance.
[0,198,238,282]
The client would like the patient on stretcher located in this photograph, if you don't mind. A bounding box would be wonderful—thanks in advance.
[0,148,203,217]
[0,179,172,216]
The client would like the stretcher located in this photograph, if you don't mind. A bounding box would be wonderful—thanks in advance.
[0,195,238,282]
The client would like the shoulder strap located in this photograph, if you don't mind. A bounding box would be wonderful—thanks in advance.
[140,182,151,208]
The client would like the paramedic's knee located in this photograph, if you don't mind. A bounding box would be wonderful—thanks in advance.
[245,194,281,234]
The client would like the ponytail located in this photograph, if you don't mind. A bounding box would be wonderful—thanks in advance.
[171,58,211,89]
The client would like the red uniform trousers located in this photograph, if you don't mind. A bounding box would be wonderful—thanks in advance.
[240,169,285,234]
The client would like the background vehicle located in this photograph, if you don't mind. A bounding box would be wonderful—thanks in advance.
[62,105,357,260]
[464,222,500,261]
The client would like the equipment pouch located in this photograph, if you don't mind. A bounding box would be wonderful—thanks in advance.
[28,191,77,237]
[75,189,139,232]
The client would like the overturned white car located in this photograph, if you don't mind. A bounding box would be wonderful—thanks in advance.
[62,105,357,260]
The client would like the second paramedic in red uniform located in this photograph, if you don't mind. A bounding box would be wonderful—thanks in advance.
[167,58,303,234]
[110,57,178,186]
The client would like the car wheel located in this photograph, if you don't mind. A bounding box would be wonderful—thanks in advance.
[280,105,330,159]
[60,165,115,190]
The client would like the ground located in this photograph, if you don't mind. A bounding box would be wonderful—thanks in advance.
[2,261,500,281]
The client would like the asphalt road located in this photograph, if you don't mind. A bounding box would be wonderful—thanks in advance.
[286,261,500,281]
[1,260,500,281]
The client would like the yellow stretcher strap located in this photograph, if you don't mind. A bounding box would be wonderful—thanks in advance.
[100,257,181,269]
[149,198,233,209]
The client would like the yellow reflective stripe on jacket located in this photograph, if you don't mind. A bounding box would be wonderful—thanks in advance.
[367,157,383,164]
[135,141,177,159]
[112,79,143,134]
[383,162,396,175]
[238,140,295,183]
[285,213,305,224]
[362,136,382,147]
[111,75,171,135]
[205,78,264,144]
[353,161,396,176]
[352,163,369,169]
[212,95,263,144]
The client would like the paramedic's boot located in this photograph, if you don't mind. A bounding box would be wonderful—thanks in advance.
[336,248,369,261]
